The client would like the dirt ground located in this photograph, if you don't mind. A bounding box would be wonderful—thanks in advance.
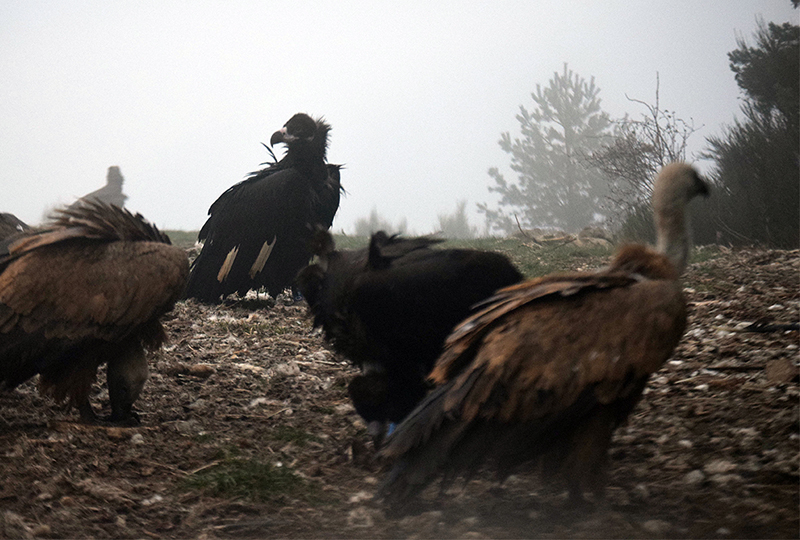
[1,247,798,539]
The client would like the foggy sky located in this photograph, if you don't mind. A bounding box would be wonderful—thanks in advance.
[1,1,797,234]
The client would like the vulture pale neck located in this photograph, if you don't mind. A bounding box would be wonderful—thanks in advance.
[654,196,690,276]
[652,163,708,276]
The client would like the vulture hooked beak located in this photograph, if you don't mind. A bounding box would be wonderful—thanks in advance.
[270,127,289,147]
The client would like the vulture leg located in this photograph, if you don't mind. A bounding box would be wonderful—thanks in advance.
[106,343,149,425]
[291,285,303,303]
[78,398,100,423]
[562,409,616,507]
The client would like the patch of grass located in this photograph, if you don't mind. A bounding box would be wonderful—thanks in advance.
[176,231,626,281]
[330,234,369,251]
[215,320,288,336]
[183,457,317,503]
[271,426,321,447]
[164,230,198,250]
[685,265,737,295]
[690,244,724,264]
[311,405,335,415]
[332,234,614,279]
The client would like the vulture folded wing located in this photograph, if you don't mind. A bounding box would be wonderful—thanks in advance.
[0,238,188,343]
[388,273,686,458]
[433,273,641,383]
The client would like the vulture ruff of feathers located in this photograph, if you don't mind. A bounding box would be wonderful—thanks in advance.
[378,162,709,507]
[296,229,523,438]
[184,113,343,303]
[0,201,189,423]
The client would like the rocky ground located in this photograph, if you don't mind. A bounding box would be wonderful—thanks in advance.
[0,247,797,539]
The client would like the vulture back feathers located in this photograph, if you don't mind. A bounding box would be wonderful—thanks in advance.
[297,230,523,435]
[0,201,189,423]
[184,113,343,303]
[379,162,709,506]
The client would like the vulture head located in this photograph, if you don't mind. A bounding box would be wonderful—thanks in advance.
[270,113,331,160]
[652,162,710,275]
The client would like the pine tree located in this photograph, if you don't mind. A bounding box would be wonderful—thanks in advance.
[479,64,612,234]
[703,19,799,248]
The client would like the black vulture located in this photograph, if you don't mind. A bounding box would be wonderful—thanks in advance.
[0,213,29,240]
[184,113,342,303]
[0,201,189,424]
[378,163,709,507]
[296,230,523,442]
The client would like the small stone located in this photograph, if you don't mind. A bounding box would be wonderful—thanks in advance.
[32,524,52,537]
[346,507,374,528]
[460,516,480,527]
[272,362,300,377]
[767,304,784,311]
[106,427,128,440]
[632,483,649,500]
[188,364,216,378]
[678,439,693,449]
[187,398,208,410]
[175,420,200,435]
[710,473,744,486]
[141,494,163,506]
[642,519,671,535]
[716,527,731,536]
[247,397,270,409]
[765,358,797,384]
[130,433,145,445]
[704,459,736,475]
[732,427,759,438]
[684,470,706,485]
[348,491,372,504]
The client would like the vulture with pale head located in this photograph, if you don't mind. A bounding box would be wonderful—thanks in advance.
[184,113,343,303]
[296,230,523,443]
[0,201,189,424]
[379,162,709,506]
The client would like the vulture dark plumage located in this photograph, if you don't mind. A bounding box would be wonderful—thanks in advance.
[184,113,342,303]
[0,213,30,240]
[296,230,523,441]
[0,201,189,424]
[379,162,709,507]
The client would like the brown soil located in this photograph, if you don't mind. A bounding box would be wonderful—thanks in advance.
[1,248,798,539]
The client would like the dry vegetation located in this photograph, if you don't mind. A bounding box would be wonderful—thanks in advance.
[0,238,797,539]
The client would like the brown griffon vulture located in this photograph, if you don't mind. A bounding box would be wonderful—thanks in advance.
[0,201,189,424]
[379,162,709,507]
